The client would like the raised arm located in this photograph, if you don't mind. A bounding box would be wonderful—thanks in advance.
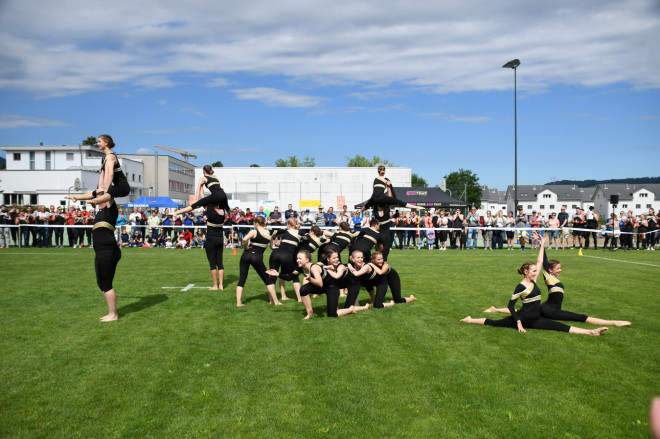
[533,232,547,273]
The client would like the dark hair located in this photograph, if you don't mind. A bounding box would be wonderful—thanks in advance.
[297,249,311,262]
[98,134,115,148]
[339,221,350,232]
[517,262,535,275]
[369,218,380,228]
[548,260,560,271]
[377,165,385,173]
[254,215,266,227]
[203,165,214,175]
[370,251,383,262]
[324,248,338,260]
[310,225,322,236]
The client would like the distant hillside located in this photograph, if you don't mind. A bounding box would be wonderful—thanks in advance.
[545,177,660,187]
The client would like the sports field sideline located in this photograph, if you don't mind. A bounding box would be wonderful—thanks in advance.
[1,247,658,438]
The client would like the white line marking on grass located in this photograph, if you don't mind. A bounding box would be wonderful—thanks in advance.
[162,284,210,292]
[582,255,660,268]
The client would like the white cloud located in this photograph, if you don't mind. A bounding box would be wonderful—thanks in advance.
[0,0,658,97]
[422,112,491,123]
[136,147,152,154]
[231,88,324,107]
[0,114,72,129]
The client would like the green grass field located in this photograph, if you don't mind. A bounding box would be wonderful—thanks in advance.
[1,246,658,438]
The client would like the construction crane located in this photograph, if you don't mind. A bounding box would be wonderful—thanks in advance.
[154,144,198,163]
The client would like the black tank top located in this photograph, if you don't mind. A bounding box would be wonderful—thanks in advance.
[101,152,127,185]
[204,176,223,194]
[248,230,270,253]
[92,203,119,250]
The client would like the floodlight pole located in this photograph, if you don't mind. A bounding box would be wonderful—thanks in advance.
[502,59,520,213]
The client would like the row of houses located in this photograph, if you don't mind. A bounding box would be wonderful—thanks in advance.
[479,183,660,219]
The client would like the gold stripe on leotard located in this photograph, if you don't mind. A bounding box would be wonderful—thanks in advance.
[251,242,268,248]
[522,295,541,303]
[282,239,299,246]
[207,182,219,188]
[335,235,351,243]
[543,270,561,286]
[373,184,387,189]
[549,286,564,294]
[207,222,223,227]
[511,283,534,300]
[93,221,115,232]
[364,235,377,244]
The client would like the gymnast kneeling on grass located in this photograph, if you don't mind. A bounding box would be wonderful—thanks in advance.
[460,233,608,336]
[483,234,631,327]
[297,249,369,320]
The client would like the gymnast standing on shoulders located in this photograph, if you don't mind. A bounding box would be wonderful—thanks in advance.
[362,165,422,211]
[461,233,608,336]
[483,238,631,327]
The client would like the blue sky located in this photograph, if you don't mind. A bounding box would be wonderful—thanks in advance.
[1,0,659,189]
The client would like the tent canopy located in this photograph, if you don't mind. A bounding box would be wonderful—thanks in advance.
[355,187,467,209]
[124,197,182,208]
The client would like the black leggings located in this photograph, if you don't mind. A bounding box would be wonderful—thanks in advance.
[191,190,230,212]
[485,316,570,332]
[540,303,588,322]
[94,246,121,292]
[205,234,224,270]
[372,270,408,308]
[380,229,393,261]
[365,195,407,209]
[300,282,340,318]
[268,249,300,283]
[237,250,273,288]
[108,179,131,199]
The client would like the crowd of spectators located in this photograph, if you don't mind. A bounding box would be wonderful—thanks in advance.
[1,202,658,252]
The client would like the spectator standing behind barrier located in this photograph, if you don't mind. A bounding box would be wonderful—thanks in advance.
[494,210,505,250]
[0,205,10,248]
[338,205,349,225]
[245,208,255,228]
[116,208,127,229]
[505,211,515,250]
[324,207,337,229]
[648,208,658,250]
[547,213,560,250]
[351,211,363,232]
[51,206,65,248]
[24,206,36,247]
[636,214,648,250]
[269,206,283,230]
[467,207,479,249]
[284,204,297,221]
[625,210,636,250]
[8,204,19,246]
[255,206,267,221]
[128,207,140,234]
[528,210,540,250]
[300,208,313,234]
[482,210,494,250]
[315,206,326,229]
[603,213,618,250]
[160,209,172,238]
[148,209,161,232]
[83,206,94,248]
[571,208,585,249]
[557,206,570,250]
[584,206,599,250]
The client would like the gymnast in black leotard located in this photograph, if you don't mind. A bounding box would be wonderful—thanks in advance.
[204,205,226,290]
[235,215,282,307]
[318,221,358,263]
[483,242,631,327]
[66,134,130,207]
[172,165,230,217]
[369,251,417,308]
[461,233,608,335]
[266,217,303,302]
[362,165,422,211]
[297,249,369,319]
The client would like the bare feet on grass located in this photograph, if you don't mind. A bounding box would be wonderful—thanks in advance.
[303,313,313,320]
[614,321,631,327]
[237,303,245,307]
[209,286,223,291]
[100,313,118,322]
[383,300,395,308]
[406,295,417,303]
[460,316,473,323]
[483,306,496,313]
[590,327,608,336]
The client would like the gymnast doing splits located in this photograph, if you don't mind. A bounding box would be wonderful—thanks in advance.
[483,239,631,327]
[362,165,423,211]
[461,233,608,336]
[235,215,282,307]
[296,249,369,319]
[66,135,130,206]
[172,165,230,217]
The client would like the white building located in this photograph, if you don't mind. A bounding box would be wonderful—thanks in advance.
[0,144,143,207]
[478,186,507,217]
[192,166,412,212]
[592,183,660,218]
[505,184,596,217]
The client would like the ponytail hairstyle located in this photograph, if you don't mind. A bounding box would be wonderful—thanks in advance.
[254,215,266,227]
[377,165,386,175]
[203,164,214,175]
[310,225,322,236]
[548,260,560,271]
[98,134,115,148]
[370,251,383,262]
[286,217,299,229]
[517,262,535,276]
[339,221,350,232]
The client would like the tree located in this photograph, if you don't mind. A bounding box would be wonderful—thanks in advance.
[82,136,96,146]
[444,168,481,209]
[275,156,315,167]
[346,155,395,167]
[411,173,428,187]
[250,163,260,167]
[212,161,224,167]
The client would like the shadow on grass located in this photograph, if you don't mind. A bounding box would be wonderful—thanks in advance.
[223,274,238,287]
[118,294,168,317]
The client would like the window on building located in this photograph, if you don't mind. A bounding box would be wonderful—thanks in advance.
[543,194,551,198]
[527,205,532,209]
[639,193,648,198]
[647,204,652,208]
[132,174,135,182]
[168,162,194,177]
[572,205,577,209]
[139,189,143,197]
[30,194,38,205]
[550,205,555,209]
[3,194,9,205]
[66,153,74,161]
[45,151,51,170]
[13,153,21,161]
[612,204,618,209]
[29,151,35,170]
[622,204,628,208]
[138,175,141,183]
[540,205,545,209]
[636,204,641,209]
